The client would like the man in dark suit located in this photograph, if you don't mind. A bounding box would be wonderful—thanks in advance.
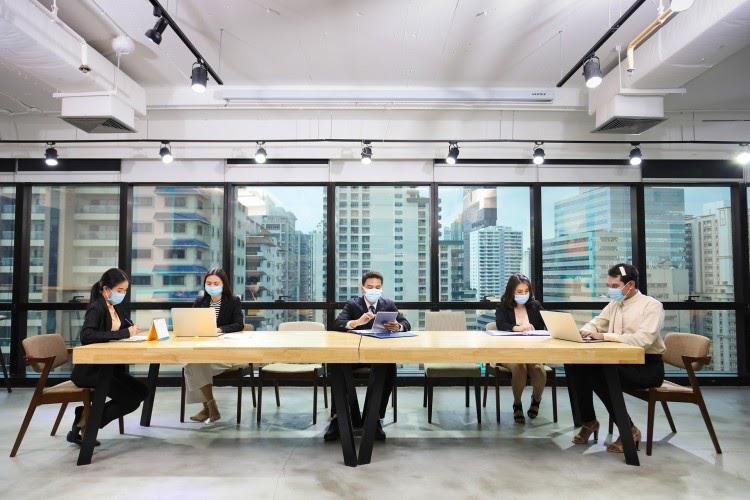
[324,271,410,442]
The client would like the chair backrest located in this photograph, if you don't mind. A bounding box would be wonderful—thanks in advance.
[663,332,711,371]
[22,334,69,372]
[486,321,497,331]
[278,321,326,332]
[425,311,466,332]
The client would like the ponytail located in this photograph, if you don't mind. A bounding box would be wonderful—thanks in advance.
[90,268,129,304]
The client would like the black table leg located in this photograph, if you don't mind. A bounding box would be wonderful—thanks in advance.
[602,365,639,466]
[0,345,11,393]
[563,364,582,427]
[328,364,358,467]
[77,364,113,466]
[358,364,387,465]
[140,363,160,427]
[342,365,362,428]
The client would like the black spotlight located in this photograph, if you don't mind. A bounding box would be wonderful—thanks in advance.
[45,142,58,167]
[191,62,208,93]
[145,6,169,45]
[629,144,643,166]
[582,55,603,89]
[532,142,545,165]
[159,142,173,164]
[445,142,459,164]
[255,142,267,164]
[361,141,373,165]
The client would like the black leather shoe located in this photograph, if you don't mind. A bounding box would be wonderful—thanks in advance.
[66,430,100,447]
[375,420,386,441]
[323,419,340,442]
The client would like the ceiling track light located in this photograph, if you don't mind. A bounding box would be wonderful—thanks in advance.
[159,141,173,163]
[44,142,58,167]
[629,143,643,166]
[360,141,373,165]
[532,142,545,165]
[145,6,168,45]
[254,142,268,164]
[736,143,750,166]
[582,55,603,89]
[191,61,208,93]
[445,142,460,165]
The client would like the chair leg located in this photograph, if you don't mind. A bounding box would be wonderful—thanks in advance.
[10,400,38,457]
[274,381,280,407]
[51,402,68,436]
[180,368,186,423]
[256,376,263,426]
[313,379,318,425]
[646,396,656,456]
[249,364,257,408]
[474,379,481,424]
[237,379,243,425]
[392,379,398,423]
[494,371,500,424]
[465,379,470,408]
[118,416,124,435]
[696,393,722,454]
[323,373,329,409]
[482,364,490,408]
[551,371,558,423]
[427,381,434,424]
[661,401,677,433]
[423,379,427,408]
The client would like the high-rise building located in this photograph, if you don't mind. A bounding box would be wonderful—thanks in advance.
[461,188,497,287]
[469,226,523,300]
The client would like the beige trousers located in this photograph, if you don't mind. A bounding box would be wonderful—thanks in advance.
[500,363,546,404]
[183,363,245,404]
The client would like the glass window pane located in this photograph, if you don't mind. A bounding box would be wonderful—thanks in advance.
[645,187,733,302]
[662,310,736,374]
[234,186,326,302]
[0,187,15,301]
[335,186,430,302]
[438,187,530,301]
[542,187,632,301]
[244,309,326,331]
[131,186,224,302]
[26,310,86,376]
[0,312,10,368]
[30,186,120,303]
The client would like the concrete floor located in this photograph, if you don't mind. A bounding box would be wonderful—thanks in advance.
[1,385,747,500]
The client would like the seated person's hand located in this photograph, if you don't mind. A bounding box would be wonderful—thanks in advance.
[216,327,223,334]
[383,320,401,332]
[128,325,141,336]
[513,323,534,332]
[587,331,604,340]
[357,311,376,327]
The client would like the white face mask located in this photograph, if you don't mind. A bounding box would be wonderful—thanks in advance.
[364,288,382,303]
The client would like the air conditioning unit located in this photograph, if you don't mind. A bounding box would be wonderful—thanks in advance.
[59,94,136,133]
[591,94,666,134]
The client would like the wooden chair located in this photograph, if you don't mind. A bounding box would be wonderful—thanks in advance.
[10,334,123,457]
[481,321,558,423]
[179,323,258,425]
[257,321,328,425]
[422,311,483,424]
[607,332,722,456]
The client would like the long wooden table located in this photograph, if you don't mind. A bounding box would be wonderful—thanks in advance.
[72,331,644,467]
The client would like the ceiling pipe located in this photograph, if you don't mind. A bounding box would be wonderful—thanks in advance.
[626,6,678,72]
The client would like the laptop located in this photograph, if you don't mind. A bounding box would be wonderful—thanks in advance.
[171,308,219,337]
[539,311,606,343]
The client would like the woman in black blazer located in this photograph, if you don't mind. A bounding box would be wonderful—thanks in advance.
[69,268,148,445]
[183,268,244,423]
[494,273,548,424]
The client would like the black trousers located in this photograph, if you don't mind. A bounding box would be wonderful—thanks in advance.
[566,355,664,424]
[331,364,396,423]
[73,366,149,428]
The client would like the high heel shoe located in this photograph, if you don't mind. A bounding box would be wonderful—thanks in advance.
[572,420,600,444]
[206,399,221,422]
[607,425,641,453]
[527,398,541,419]
[190,402,210,422]
[513,403,525,424]
[66,406,100,447]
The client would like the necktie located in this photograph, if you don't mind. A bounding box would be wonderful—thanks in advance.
[369,305,376,314]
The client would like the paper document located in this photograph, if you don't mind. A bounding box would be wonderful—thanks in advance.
[119,335,148,342]
[221,333,252,340]
[354,330,417,339]
[486,330,550,337]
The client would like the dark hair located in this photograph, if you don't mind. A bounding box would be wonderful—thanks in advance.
[361,271,384,285]
[500,273,535,309]
[608,263,639,287]
[204,268,234,299]
[90,268,129,303]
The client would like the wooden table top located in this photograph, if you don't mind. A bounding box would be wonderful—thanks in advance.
[358,331,644,364]
[73,330,644,365]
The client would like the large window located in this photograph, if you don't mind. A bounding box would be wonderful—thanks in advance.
[29,186,120,303]
[645,186,733,302]
[233,186,326,302]
[438,187,530,301]
[131,186,224,302]
[0,186,15,301]
[542,186,632,301]
[335,186,430,302]
[244,308,327,331]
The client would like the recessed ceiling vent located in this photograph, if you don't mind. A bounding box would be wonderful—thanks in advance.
[591,94,666,135]
[592,116,666,134]
[58,94,137,133]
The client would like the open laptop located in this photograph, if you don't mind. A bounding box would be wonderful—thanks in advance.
[171,308,219,337]
[540,311,606,343]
